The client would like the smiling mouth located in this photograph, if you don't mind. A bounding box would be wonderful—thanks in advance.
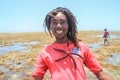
[56,30,63,34]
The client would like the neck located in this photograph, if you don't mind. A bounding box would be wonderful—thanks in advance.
[55,37,68,44]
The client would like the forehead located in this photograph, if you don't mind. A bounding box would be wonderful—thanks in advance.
[51,12,67,21]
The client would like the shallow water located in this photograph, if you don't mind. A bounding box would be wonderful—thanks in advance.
[0,41,39,55]
[90,34,119,38]
[13,41,40,45]
[0,45,29,55]
[0,60,34,80]
[107,54,120,66]
[87,41,103,50]
[0,32,120,80]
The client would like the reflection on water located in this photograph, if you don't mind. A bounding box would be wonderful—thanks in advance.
[87,42,103,50]
[0,41,40,55]
[90,34,119,38]
[87,34,120,49]
[13,41,40,45]
[5,60,27,68]
[0,45,29,55]
[107,54,120,66]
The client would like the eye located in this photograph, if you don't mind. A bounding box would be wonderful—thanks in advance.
[51,21,57,26]
[61,21,67,26]
[61,21,65,25]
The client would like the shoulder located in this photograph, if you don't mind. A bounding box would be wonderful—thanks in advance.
[76,41,91,55]
[77,41,89,49]
[39,43,54,57]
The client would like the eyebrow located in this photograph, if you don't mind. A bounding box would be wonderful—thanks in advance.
[51,18,67,22]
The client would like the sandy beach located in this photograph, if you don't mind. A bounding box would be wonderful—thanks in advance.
[0,31,120,80]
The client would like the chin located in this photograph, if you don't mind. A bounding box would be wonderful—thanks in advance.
[56,35,67,39]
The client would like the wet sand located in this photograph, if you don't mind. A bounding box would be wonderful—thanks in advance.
[0,31,120,80]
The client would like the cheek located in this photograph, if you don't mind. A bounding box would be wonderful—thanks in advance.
[65,26,69,32]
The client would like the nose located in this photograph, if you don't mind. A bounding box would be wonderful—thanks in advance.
[56,23,62,28]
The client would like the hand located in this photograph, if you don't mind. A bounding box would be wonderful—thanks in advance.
[96,70,114,80]
[32,76,43,80]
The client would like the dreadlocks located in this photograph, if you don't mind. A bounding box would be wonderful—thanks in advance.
[44,7,79,47]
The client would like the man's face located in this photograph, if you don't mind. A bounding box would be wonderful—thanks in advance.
[50,12,68,39]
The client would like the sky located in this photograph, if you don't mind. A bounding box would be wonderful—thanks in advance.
[0,0,120,33]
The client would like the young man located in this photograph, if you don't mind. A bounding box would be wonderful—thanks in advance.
[32,7,114,80]
[103,28,110,45]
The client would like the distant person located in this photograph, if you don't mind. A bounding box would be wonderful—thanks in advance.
[103,28,110,45]
[32,7,114,80]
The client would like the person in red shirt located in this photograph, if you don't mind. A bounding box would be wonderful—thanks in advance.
[32,7,114,80]
[103,28,110,45]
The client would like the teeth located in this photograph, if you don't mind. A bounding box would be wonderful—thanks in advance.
[56,30,63,34]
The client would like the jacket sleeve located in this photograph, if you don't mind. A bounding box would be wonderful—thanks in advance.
[83,44,102,74]
[32,50,48,77]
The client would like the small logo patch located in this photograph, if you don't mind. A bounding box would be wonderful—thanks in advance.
[72,48,81,58]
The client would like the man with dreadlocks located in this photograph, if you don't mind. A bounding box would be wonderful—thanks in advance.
[32,7,114,80]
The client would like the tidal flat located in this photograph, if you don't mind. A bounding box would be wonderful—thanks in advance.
[0,31,120,80]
